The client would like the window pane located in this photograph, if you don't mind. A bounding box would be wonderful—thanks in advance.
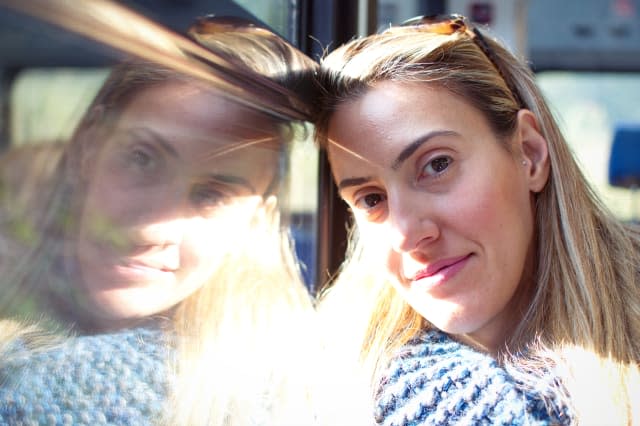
[0,2,319,424]
[234,0,294,41]
[10,68,109,146]
[537,72,640,221]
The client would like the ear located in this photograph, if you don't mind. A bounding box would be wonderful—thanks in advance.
[515,109,550,193]
[253,194,278,225]
[262,194,278,216]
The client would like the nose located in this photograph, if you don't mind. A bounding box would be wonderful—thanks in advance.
[139,215,187,247]
[387,188,439,254]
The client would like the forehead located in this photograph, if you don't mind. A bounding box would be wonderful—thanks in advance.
[108,82,283,187]
[119,81,283,144]
[327,81,491,166]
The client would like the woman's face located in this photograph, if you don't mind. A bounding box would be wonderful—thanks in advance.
[73,81,280,327]
[327,81,547,350]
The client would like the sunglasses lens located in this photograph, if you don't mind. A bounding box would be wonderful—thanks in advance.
[189,15,269,37]
[396,14,467,36]
[384,14,524,108]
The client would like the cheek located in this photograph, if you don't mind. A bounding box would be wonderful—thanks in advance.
[179,201,262,265]
[76,182,127,244]
[357,221,402,279]
[461,169,534,282]
[82,173,138,223]
[455,164,530,238]
[385,250,403,283]
[179,218,225,269]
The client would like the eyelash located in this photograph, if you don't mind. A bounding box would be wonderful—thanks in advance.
[129,145,156,169]
[418,154,453,181]
[352,189,387,221]
[189,180,237,215]
[347,154,454,221]
[114,141,164,182]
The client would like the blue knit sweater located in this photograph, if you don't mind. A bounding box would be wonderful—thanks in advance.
[0,326,171,425]
[375,330,572,426]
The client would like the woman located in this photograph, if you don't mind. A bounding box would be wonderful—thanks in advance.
[0,17,318,425]
[315,14,640,425]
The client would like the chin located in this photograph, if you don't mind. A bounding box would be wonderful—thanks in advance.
[85,288,164,323]
[418,304,481,336]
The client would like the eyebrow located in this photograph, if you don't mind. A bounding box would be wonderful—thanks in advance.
[131,128,258,193]
[391,130,458,170]
[206,174,256,194]
[131,127,179,158]
[337,176,373,190]
[336,130,459,191]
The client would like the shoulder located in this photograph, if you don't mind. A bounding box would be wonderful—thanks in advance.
[375,330,571,426]
[0,325,172,425]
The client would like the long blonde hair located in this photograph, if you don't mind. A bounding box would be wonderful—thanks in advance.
[167,22,319,425]
[0,22,320,426]
[315,23,640,424]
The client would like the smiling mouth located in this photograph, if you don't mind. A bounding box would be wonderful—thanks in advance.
[118,259,177,273]
[412,254,472,282]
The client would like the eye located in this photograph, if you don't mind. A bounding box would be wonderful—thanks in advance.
[130,148,153,168]
[420,155,453,178]
[189,182,228,213]
[123,143,161,176]
[360,193,386,208]
[352,191,387,221]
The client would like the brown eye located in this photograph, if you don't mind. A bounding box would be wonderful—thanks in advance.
[122,142,161,174]
[131,148,153,168]
[112,141,164,184]
[364,193,385,208]
[189,183,226,211]
[354,192,387,211]
[352,191,387,222]
[422,155,452,176]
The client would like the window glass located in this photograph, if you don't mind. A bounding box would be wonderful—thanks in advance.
[537,72,640,221]
[10,69,109,146]
[4,1,318,290]
[377,0,423,28]
[234,0,293,41]
[0,2,320,423]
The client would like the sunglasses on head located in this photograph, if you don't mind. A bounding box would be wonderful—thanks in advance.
[188,15,279,40]
[383,13,524,108]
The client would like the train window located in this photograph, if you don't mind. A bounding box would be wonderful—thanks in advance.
[10,69,109,146]
[1,1,319,290]
[0,2,322,423]
[233,0,293,41]
[537,72,640,220]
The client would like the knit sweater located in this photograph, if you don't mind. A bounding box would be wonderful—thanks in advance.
[0,326,171,426]
[375,330,572,426]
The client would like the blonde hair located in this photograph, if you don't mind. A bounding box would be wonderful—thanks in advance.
[167,25,319,425]
[0,23,320,426]
[315,25,640,424]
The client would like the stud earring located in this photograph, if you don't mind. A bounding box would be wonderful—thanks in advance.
[522,160,527,166]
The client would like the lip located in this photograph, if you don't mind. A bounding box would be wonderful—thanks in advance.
[120,258,177,272]
[110,261,176,284]
[79,239,180,288]
[98,241,180,273]
[106,255,178,281]
[411,254,472,287]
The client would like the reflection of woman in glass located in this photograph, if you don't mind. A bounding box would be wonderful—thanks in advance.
[0,19,318,425]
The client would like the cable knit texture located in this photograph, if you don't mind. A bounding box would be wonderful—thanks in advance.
[0,326,171,426]
[375,330,572,426]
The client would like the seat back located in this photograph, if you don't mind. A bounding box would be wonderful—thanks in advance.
[609,125,640,189]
